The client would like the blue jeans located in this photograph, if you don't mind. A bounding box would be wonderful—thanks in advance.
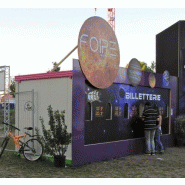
[155,128,164,153]
[144,129,156,154]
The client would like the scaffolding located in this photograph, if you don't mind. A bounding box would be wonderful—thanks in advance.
[0,66,10,133]
[107,8,115,32]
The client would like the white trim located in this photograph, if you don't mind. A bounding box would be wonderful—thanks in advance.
[84,137,144,146]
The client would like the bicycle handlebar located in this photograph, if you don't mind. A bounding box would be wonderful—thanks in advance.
[1,122,20,131]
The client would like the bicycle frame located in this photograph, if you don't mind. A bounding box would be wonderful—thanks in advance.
[8,131,27,150]
[1,122,43,161]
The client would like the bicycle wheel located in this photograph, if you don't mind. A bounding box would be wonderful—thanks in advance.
[23,139,43,161]
[0,137,9,158]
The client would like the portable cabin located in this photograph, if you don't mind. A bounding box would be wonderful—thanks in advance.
[14,59,177,166]
[15,70,73,160]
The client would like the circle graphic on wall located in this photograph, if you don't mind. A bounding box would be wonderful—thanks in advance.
[127,58,142,87]
[78,16,120,89]
[119,88,125,98]
[163,70,170,86]
[149,73,156,88]
[24,101,34,112]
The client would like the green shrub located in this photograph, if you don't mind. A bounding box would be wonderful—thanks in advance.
[36,105,72,157]
[174,115,185,135]
[174,115,185,146]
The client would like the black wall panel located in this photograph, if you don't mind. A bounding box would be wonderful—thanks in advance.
[156,22,179,76]
[156,21,185,115]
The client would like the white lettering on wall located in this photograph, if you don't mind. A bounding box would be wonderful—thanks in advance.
[90,37,99,52]
[79,34,116,57]
[101,39,108,55]
[125,92,161,101]
[109,41,116,57]
[80,34,88,48]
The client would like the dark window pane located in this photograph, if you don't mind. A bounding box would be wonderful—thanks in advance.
[124,103,128,118]
[85,102,92,120]
[105,103,112,119]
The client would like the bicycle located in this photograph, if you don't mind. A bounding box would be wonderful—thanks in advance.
[0,122,43,161]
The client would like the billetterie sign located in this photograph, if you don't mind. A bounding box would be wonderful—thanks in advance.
[126,92,161,101]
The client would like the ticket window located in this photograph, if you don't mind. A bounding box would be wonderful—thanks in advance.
[105,103,112,120]
[124,103,128,119]
[85,102,92,121]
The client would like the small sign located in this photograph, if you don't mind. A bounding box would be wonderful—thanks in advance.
[87,90,100,102]
[95,106,104,117]
[24,101,33,111]
[0,71,5,91]
[114,106,122,117]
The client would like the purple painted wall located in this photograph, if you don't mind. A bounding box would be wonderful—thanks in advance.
[72,59,177,166]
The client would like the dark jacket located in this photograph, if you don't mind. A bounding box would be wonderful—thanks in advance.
[130,115,145,138]
[142,106,159,130]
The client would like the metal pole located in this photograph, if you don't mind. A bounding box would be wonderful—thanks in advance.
[51,45,78,72]
[3,66,10,133]
[18,82,20,135]
[32,89,34,136]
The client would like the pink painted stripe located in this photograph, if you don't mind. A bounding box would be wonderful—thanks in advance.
[15,70,73,82]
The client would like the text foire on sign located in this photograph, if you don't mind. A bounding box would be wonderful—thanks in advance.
[78,16,120,89]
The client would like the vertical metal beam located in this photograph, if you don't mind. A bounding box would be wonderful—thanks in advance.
[0,66,10,133]
[169,90,172,134]
[17,82,20,134]
[107,8,115,32]
[4,66,10,132]
[32,89,34,136]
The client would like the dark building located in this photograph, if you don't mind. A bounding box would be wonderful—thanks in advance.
[156,20,185,115]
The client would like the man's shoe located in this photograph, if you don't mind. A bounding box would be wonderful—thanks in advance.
[151,153,155,156]
[145,153,151,155]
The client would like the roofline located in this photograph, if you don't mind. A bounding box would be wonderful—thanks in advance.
[156,20,185,36]
[15,70,73,82]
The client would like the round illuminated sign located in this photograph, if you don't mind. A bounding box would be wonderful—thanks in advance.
[149,73,156,88]
[78,16,120,89]
[127,58,142,86]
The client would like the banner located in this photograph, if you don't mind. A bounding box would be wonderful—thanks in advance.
[0,71,5,91]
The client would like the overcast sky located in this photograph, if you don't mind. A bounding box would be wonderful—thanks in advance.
[0,1,185,78]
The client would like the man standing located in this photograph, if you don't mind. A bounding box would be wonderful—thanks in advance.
[142,102,159,155]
